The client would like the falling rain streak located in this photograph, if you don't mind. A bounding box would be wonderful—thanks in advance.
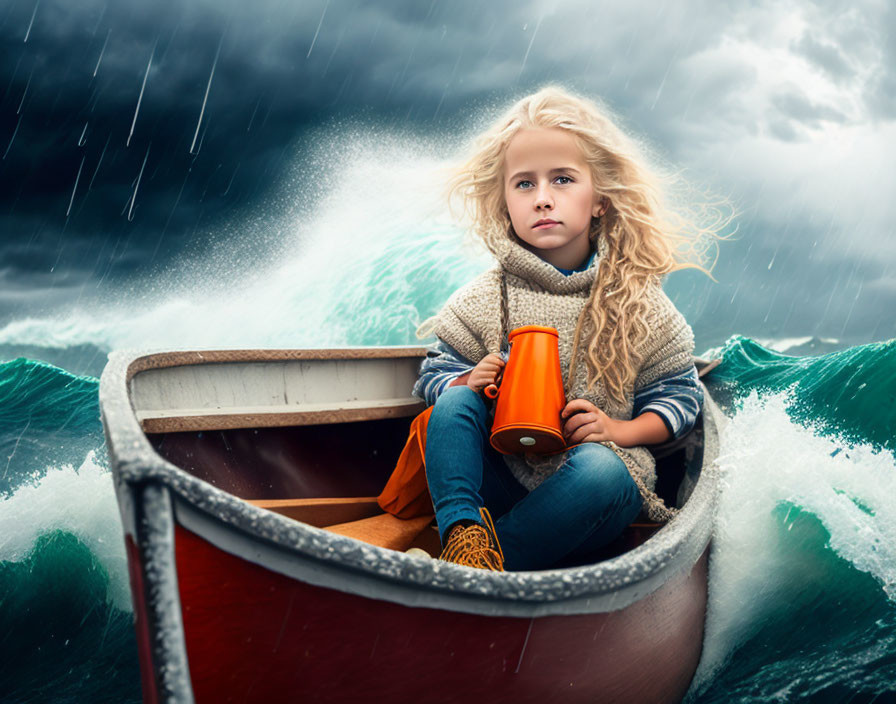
[87,133,111,192]
[650,47,680,111]
[93,30,110,77]
[3,114,22,160]
[247,98,261,132]
[128,45,155,147]
[23,0,40,43]
[17,66,33,114]
[307,0,330,58]
[190,36,223,155]
[518,15,542,81]
[193,119,209,157]
[127,145,151,222]
[67,156,86,217]
[221,163,240,196]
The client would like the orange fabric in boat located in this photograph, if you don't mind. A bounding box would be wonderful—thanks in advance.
[377,406,435,519]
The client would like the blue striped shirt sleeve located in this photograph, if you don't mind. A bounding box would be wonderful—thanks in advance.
[412,339,477,406]
[633,365,703,440]
[414,341,703,440]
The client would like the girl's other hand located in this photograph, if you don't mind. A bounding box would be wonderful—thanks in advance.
[560,399,620,445]
[467,353,505,393]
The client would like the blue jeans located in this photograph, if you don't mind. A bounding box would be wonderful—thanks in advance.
[424,385,643,571]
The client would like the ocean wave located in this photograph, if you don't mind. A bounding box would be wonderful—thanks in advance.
[0,357,103,496]
[0,478,140,702]
[752,335,841,353]
[0,449,129,611]
[690,389,896,700]
[0,357,98,428]
[0,136,489,354]
[705,335,896,454]
[0,334,892,700]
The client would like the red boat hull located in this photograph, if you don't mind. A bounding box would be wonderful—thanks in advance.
[175,524,709,704]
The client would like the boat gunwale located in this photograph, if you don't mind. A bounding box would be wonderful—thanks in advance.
[99,346,723,614]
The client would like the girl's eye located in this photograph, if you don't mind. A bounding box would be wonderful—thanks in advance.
[515,176,573,189]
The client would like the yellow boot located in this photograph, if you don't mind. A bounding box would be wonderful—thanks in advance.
[438,507,504,571]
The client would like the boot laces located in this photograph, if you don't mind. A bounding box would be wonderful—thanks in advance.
[439,507,505,571]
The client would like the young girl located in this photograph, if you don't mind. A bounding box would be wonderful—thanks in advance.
[413,86,719,572]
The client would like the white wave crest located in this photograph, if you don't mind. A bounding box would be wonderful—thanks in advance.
[753,336,841,352]
[0,128,486,352]
[0,449,130,611]
[691,390,896,693]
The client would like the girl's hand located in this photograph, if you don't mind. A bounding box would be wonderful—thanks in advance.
[560,399,621,445]
[467,353,505,393]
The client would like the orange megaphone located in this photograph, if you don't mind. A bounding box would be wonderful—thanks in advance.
[483,325,567,455]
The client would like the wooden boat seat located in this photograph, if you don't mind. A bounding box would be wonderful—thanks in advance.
[246,496,442,555]
[324,513,439,554]
[246,496,382,528]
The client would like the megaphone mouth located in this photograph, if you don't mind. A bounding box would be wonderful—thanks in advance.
[507,325,559,342]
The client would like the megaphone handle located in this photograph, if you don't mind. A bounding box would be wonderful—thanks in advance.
[483,383,499,399]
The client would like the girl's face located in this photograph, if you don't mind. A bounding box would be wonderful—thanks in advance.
[502,127,606,270]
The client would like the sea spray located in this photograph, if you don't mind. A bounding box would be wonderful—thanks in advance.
[689,390,896,701]
[0,133,489,354]
[0,449,130,610]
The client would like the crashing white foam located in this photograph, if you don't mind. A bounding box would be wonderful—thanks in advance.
[690,390,896,694]
[0,129,487,352]
[0,449,131,611]
[753,336,841,352]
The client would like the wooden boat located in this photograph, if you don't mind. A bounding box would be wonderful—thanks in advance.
[99,347,725,704]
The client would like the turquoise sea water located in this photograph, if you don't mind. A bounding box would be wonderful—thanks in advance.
[0,336,893,702]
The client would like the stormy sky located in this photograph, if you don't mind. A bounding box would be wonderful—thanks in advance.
[1,0,894,346]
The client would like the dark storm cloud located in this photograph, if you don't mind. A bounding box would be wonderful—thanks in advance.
[2,0,739,282]
[670,210,896,348]
[794,0,896,122]
[791,33,855,85]
[0,0,893,342]
[861,2,896,120]
[769,88,847,136]
[766,118,801,143]
[0,0,369,281]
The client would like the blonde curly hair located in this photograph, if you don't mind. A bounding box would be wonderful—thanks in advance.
[444,85,733,404]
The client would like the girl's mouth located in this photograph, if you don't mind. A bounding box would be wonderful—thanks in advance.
[533,221,559,229]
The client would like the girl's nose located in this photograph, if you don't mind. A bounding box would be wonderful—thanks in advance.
[534,184,553,210]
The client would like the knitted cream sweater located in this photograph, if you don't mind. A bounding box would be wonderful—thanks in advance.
[416,235,696,522]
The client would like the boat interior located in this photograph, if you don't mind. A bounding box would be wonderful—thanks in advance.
[145,411,705,567]
[130,351,707,568]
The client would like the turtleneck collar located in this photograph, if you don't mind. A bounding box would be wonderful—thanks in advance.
[553,248,596,276]
[493,234,606,294]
